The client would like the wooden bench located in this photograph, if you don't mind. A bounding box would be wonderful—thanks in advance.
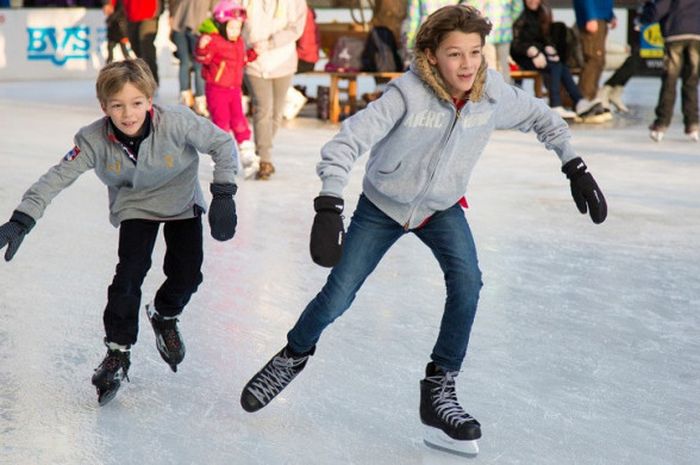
[299,70,403,123]
[511,68,582,98]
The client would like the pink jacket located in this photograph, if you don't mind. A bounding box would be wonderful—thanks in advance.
[195,33,256,89]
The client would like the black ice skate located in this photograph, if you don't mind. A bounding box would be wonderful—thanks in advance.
[420,362,481,456]
[91,340,131,406]
[240,345,315,412]
[146,302,185,372]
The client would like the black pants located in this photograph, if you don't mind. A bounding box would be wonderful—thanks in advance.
[127,18,159,84]
[104,217,203,345]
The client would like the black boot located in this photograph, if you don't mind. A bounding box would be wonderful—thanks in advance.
[240,345,315,413]
[420,362,481,455]
[92,339,131,406]
[146,302,185,372]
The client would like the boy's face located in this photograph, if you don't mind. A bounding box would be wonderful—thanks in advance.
[426,31,483,100]
[102,82,152,137]
[226,19,243,40]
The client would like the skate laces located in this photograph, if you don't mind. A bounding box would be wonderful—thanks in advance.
[248,350,308,404]
[101,350,130,381]
[153,316,181,351]
[427,371,474,427]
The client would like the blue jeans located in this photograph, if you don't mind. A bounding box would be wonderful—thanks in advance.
[546,60,582,108]
[171,29,204,96]
[287,195,483,371]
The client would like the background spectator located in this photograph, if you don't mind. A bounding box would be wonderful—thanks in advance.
[170,0,216,117]
[640,0,699,142]
[243,0,306,180]
[463,0,522,83]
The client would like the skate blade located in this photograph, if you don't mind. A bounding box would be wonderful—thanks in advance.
[423,426,479,457]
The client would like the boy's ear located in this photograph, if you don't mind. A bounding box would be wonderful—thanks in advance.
[425,48,437,65]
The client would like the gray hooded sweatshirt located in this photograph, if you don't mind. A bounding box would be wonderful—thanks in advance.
[317,56,577,229]
[16,104,237,227]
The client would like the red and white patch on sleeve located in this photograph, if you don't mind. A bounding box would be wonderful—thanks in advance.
[63,145,81,161]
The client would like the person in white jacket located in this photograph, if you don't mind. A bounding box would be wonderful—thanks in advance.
[243,0,307,180]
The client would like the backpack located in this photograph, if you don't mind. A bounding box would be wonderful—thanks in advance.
[361,26,402,72]
[324,36,365,72]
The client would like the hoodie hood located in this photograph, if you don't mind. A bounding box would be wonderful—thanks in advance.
[411,50,488,103]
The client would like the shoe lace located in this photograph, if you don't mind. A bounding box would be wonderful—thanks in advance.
[101,351,130,381]
[427,371,474,427]
[248,351,307,404]
[154,317,181,352]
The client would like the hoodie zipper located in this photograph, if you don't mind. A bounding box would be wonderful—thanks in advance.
[402,106,462,230]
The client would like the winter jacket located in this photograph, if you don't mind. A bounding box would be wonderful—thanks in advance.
[572,0,614,29]
[15,105,237,228]
[171,0,216,33]
[196,21,255,88]
[640,0,700,42]
[317,54,576,229]
[510,7,555,68]
[296,5,320,64]
[110,0,159,22]
[242,0,307,79]
[462,0,523,44]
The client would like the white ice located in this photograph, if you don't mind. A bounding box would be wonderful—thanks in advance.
[1,75,698,465]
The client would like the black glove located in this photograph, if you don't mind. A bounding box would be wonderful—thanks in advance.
[0,211,36,261]
[310,196,345,267]
[562,157,607,224]
[208,183,237,241]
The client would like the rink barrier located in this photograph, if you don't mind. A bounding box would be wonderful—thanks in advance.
[0,8,176,81]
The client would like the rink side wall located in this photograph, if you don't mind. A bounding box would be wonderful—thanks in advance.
[0,7,629,82]
[0,8,177,81]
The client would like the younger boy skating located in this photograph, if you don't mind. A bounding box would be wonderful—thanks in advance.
[0,59,239,405]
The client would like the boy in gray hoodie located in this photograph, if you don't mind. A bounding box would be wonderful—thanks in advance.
[239,5,607,456]
[0,59,239,405]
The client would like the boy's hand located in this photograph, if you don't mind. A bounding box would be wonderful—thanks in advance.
[209,183,238,241]
[562,158,607,224]
[0,211,36,261]
[199,35,212,48]
[310,196,345,267]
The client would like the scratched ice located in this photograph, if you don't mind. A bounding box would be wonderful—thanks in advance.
[0,75,698,465]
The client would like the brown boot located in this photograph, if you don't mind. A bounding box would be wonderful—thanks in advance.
[256,161,275,180]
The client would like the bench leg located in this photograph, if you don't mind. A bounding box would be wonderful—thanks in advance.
[329,75,340,124]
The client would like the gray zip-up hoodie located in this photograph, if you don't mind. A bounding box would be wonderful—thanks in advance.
[16,104,237,227]
[317,53,577,229]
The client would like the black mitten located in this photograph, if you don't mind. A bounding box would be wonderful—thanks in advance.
[562,157,607,224]
[310,196,345,267]
[0,211,36,261]
[208,183,237,241]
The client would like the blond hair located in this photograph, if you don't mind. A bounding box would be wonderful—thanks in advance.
[95,58,157,106]
[415,5,492,54]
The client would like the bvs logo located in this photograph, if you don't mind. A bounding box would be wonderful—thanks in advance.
[27,26,91,66]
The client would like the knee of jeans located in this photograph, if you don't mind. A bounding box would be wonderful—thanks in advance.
[448,267,483,297]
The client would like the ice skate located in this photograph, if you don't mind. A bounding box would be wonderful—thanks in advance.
[238,140,260,179]
[240,345,315,412]
[146,302,185,372]
[420,362,481,456]
[193,95,210,118]
[91,340,131,406]
[552,106,577,120]
[649,124,666,143]
[608,85,629,113]
[686,125,699,142]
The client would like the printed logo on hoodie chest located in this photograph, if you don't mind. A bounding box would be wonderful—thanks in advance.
[403,110,446,129]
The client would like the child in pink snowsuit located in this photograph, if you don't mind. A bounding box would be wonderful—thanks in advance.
[196,0,259,178]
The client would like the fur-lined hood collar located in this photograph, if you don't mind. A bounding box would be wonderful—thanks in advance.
[411,50,489,103]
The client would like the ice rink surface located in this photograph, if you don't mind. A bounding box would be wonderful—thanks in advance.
[0,75,698,465]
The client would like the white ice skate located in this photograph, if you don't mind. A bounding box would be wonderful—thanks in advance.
[423,425,479,456]
[238,140,260,179]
